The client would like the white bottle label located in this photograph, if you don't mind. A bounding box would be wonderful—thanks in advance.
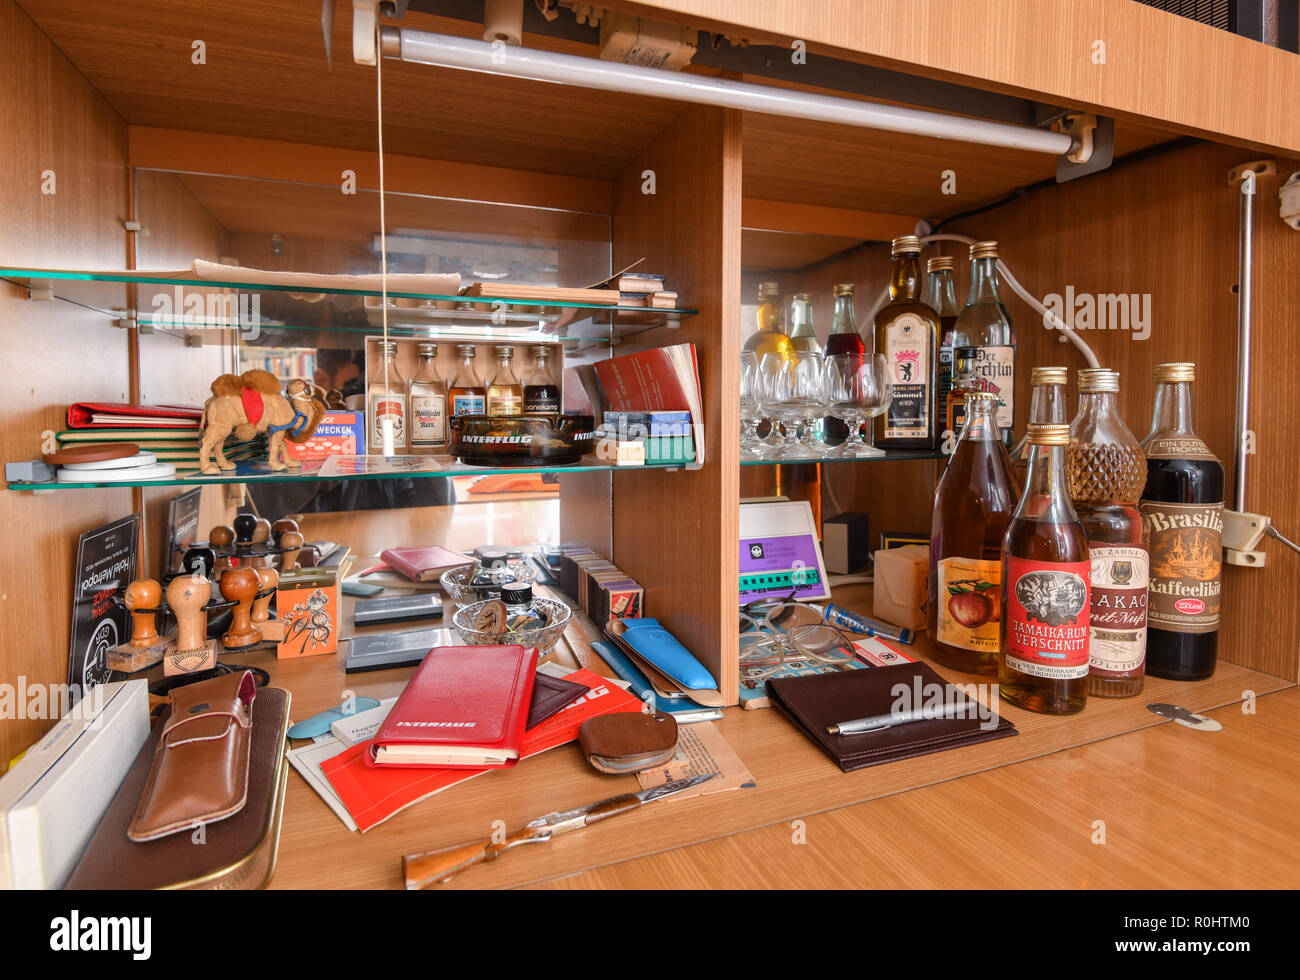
[884,312,931,439]
[972,346,1015,431]
[409,393,446,446]
[369,391,407,449]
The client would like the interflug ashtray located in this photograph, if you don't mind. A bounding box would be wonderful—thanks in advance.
[448,414,595,467]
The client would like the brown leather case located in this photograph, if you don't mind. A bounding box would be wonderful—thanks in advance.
[127,670,258,841]
[579,711,678,774]
[66,686,291,890]
[766,662,1018,773]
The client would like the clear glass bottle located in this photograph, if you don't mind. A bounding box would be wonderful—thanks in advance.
[522,345,560,415]
[787,293,822,354]
[1000,423,1090,715]
[929,392,1018,675]
[874,235,939,449]
[742,281,794,360]
[486,345,524,416]
[366,340,408,453]
[1139,362,1224,681]
[822,284,864,444]
[924,255,960,438]
[407,341,447,453]
[1010,366,1069,489]
[1067,368,1148,698]
[952,241,1016,444]
[447,343,486,418]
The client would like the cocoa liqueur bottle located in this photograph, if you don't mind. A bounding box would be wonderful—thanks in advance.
[952,241,1016,444]
[1068,368,1149,698]
[923,255,960,436]
[874,235,939,449]
[1009,366,1069,490]
[929,392,1018,675]
[1139,362,1224,680]
[1000,423,1090,715]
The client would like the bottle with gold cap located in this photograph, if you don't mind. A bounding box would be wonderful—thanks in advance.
[743,281,794,360]
[873,235,939,449]
[1009,366,1069,488]
[1139,362,1223,681]
[1000,422,1090,715]
[1068,368,1148,697]
[924,255,960,437]
[787,293,821,354]
[953,241,1016,444]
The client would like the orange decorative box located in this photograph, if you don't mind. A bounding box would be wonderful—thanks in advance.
[276,568,339,658]
[281,411,365,462]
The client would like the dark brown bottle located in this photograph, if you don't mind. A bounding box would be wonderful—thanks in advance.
[522,345,560,416]
[1000,423,1090,715]
[1139,362,1223,681]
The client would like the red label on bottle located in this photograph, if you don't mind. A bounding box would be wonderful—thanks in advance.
[1003,556,1090,680]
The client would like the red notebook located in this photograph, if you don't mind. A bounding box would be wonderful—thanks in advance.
[366,645,536,769]
[66,402,203,429]
[322,668,642,832]
[378,545,473,583]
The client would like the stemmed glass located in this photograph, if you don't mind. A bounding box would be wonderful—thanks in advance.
[824,353,893,458]
[792,352,829,456]
[760,350,823,460]
[739,351,766,459]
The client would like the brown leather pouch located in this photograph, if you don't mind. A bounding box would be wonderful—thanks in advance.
[578,711,678,774]
[127,670,257,841]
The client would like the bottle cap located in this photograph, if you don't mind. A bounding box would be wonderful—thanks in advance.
[1030,366,1068,386]
[531,345,552,359]
[1077,368,1120,392]
[955,345,979,358]
[475,547,508,566]
[501,583,533,605]
[926,256,955,272]
[793,292,811,302]
[970,240,999,259]
[382,341,400,355]
[758,282,780,296]
[1026,423,1071,446]
[494,344,516,358]
[890,235,922,255]
[417,342,437,356]
[1154,362,1195,383]
[832,283,855,296]
[456,343,477,357]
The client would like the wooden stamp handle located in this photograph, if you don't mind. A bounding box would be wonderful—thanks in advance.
[402,825,550,889]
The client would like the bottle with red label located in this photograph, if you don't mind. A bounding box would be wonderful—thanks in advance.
[1000,422,1090,715]
[1139,362,1223,680]
[1067,368,1149,698]
[366,340,408,453]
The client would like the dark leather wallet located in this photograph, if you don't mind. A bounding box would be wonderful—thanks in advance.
[766,662,1017,773]
[579,711,678,774]
[127,669,257,841]
[527,673,591,729]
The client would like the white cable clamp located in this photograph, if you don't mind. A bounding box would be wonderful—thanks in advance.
[353,0,380,65]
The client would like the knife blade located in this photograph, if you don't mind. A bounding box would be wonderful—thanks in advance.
[402,773,717,889]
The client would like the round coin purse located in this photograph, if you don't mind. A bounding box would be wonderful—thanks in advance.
[577,711,679,774]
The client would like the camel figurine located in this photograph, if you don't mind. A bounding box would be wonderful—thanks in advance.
[199,370,327,474]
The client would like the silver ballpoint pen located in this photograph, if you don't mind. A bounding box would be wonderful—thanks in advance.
[827,703,972,735]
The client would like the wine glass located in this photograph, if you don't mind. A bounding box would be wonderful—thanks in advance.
[825,353,892,458]
[761,351,821,460]
[739,351,765,459]
[790,351,828,456]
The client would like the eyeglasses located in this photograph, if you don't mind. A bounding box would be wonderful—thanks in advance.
[739,601,858,682]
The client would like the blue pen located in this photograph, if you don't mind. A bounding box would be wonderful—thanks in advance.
[824,604,914,645]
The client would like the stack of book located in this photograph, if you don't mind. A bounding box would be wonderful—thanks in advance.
[598,271,679,309]
[54,428,265,474]
[559,549,644,623]
[579,343,703,466]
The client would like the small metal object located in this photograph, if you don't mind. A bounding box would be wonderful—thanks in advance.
[1146,702,1224,732]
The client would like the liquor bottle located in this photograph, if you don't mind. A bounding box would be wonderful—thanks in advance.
[929,392,1018,675]
[447,343,486,418]
[952,241,1016,444]
[486,345,524,416]
[522,345,561,415]
[1009,366,1069,489]
[944,346,979,443]
[742,281,793,360]
[407,342,447,453]
[924,255,960,438]
[823,284,865,444]
[367,340,408,452]
[874,235,938,449]
[1068,368,1148,698]
[1139,362,1223,680]
[787,293,822,354]
[1000,422,1090,715]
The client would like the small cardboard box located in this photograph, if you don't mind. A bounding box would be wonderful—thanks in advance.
[873,544,930,630]
[282,411,365,462]
[276,567,339,658]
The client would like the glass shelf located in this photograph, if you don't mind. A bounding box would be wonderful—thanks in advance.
[6,455,698,492]
[740,450,947,466]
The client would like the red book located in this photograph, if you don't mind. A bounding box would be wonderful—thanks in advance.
[378,545,473,583]
[322,669,642,832]
[66,402,203,429]
[366,645,536,769]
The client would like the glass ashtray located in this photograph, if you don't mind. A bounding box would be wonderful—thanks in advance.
[451,596,571,656]
[439,560,537,604]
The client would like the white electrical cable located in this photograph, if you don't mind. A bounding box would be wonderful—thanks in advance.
[376,25,397,457]
[864,233,1101,368]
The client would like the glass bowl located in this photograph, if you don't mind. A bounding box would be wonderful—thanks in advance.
[451,596,571,656]
[448,414,596,466]
[439,560,536,604]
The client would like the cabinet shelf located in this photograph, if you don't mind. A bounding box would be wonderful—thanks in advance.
[741,450,946,466]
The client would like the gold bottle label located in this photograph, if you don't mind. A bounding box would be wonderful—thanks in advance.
[1144,435,1217,460]
[1140,501,1222,633]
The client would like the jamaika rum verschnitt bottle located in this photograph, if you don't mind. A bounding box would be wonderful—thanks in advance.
[1000,422,1090,714]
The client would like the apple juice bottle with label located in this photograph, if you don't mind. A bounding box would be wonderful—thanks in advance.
[929,392,1018,674]
[952,240,1016,444]
[1068,368,1149,698]
[874,235,938,449]
[407,342,447,453]
[447,344,486,417]
[1000,422,1090,715]
[1139,362,1223,681]
[367,340,408,453]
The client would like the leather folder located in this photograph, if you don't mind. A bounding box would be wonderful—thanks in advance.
[66,686,291,890]
[766,662,1017,773]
